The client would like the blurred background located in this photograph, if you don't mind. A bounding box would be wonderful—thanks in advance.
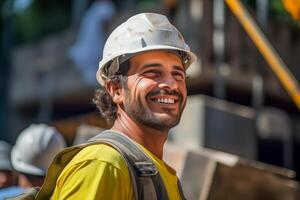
[0,0,300,196]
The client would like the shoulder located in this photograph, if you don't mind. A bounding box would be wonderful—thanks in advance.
[52,144,133,200]
[52,144,134,199]
[68,143,127,172]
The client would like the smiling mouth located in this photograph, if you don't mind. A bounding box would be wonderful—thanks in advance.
[148,89,182,106]
[150,97,178,104]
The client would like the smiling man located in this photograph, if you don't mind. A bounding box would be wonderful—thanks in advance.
[50,13,197,200]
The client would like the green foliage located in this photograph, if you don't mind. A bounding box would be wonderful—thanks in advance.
[269,0,298,26]
[242,0,298,27]
[12,0,71,44]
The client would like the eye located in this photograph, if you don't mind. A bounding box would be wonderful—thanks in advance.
[141,70,161,78]
[172,71,185,81]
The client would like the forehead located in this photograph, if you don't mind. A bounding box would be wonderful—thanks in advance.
[128,50,184,74]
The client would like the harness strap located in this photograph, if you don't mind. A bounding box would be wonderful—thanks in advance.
[88,131,169,200]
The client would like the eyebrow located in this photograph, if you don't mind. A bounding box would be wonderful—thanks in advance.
[141,63,185,74]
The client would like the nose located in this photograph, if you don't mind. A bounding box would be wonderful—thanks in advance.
[158,74,178,91]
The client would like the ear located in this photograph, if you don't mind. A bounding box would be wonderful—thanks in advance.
[105,80,124,105]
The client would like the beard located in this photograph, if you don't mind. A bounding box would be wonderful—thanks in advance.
[123,88,186,131]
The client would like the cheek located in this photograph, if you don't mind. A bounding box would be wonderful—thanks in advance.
[179,83,187,102]
[127,76,157,100]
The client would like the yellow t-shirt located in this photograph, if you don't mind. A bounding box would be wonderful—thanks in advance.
[51,143,182,200]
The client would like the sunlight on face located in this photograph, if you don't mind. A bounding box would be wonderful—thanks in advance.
[122,50,187,131]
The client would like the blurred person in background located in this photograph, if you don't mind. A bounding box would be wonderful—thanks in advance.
[11,124,66,188]
[0,141,24,200]
[0,140,21,199]
[0,141,16,189]
[0,141,19,200]
[69,0,115,86]
[2,124,66,199]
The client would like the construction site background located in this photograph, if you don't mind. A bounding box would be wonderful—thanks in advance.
[1,0,300,199]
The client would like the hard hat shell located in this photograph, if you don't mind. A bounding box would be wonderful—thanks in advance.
[11,124,66,176]
[97,12,197,85]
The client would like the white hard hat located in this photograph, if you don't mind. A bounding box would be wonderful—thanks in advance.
[96,12,197,85]
[11,124,66,176]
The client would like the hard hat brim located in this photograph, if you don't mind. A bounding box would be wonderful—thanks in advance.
[96,45,197,85]
[11,147,45,176]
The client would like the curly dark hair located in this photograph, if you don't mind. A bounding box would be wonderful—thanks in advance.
[93,60,129,124]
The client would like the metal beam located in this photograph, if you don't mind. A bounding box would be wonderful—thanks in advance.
[225,0,300,110]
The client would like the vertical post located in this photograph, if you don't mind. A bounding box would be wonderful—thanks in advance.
[252,75,264,108]
[256,0,268,30]
[213,0,226,99]
[251,0,268,108]
[37,70,54,123]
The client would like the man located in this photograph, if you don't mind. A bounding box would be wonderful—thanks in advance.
[51,13,197,199]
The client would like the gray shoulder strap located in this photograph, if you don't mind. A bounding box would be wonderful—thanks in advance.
[88,130,170,200]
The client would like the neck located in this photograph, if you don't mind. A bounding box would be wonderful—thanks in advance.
[111,110,168,159]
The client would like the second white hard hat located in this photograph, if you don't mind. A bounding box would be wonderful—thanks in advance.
[11,124,66,176]
[96,12,197,85]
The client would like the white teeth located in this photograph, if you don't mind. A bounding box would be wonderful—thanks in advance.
[156,98,175,104]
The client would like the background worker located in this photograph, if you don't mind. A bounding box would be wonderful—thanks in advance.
[0,141,16,189]
[1,124,66,199]
[11,124,66,188]
[0,140,20,199]
[51,13,196,199]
